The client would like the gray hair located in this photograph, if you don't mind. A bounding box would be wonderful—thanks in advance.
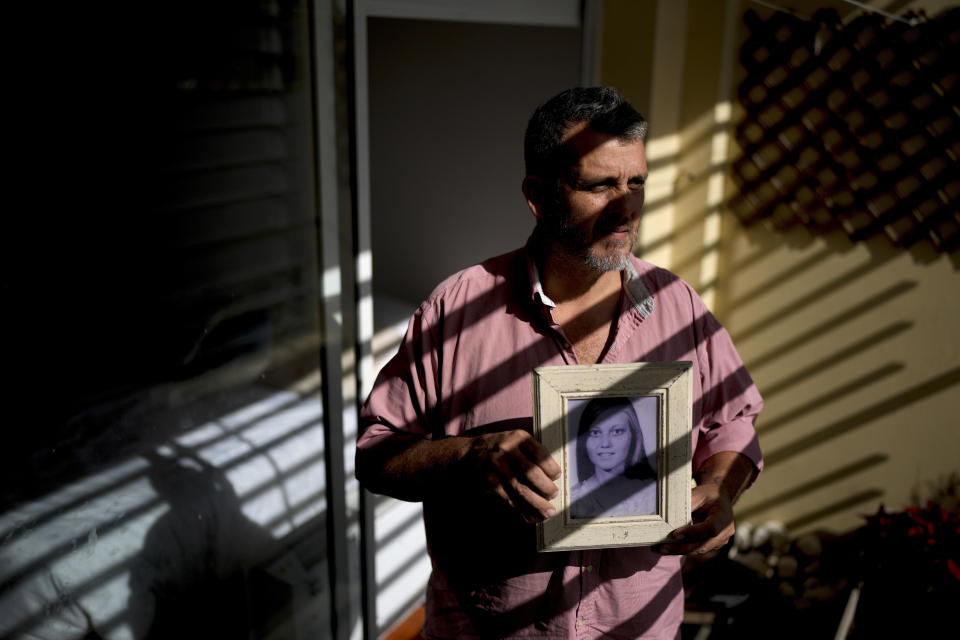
[524,86,648,182]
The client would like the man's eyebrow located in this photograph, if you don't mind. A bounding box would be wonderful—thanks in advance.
[571,172,647,185]
[575,175,616,185]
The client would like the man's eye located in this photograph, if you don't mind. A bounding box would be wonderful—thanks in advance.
[629,178,646,190]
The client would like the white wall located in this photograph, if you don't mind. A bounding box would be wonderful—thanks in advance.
[368,17,581,305]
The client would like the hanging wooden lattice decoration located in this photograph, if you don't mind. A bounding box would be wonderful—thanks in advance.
[730,7,960,252]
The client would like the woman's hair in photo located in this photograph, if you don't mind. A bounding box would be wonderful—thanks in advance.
[576,396,656,483]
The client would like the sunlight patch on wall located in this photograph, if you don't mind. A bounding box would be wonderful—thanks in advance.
[640,132,680,268]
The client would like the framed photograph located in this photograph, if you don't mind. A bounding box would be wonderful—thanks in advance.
[533,362,693,552]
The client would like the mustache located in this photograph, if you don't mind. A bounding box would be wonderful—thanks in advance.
[594,217,636,234]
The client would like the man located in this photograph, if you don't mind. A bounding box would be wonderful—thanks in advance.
[357,87,763,639]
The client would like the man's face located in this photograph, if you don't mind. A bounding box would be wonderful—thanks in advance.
[584,407,633,475]
[539,124,648,272]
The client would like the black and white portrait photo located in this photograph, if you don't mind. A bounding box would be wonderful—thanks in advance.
[567,396,659,519]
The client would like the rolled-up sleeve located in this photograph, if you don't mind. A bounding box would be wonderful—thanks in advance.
[357,299,442,452]
[691,297,764,481]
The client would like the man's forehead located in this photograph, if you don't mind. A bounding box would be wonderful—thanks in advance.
[560,122,647,175]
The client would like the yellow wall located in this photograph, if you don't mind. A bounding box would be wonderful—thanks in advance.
[600,0,960,535]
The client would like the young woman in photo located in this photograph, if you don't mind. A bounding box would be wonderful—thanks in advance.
[569,397,657,518]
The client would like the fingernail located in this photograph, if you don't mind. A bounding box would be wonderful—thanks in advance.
[546,508,556,518]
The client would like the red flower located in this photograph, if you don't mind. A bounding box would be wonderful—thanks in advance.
[948,558,960,581]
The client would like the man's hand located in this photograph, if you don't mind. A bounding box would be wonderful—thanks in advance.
[463,430,561,523]
[653,482,735,555]
[356,428,560,523]
[653,451,756,556]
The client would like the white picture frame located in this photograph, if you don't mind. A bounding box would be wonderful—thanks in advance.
[533,362,693,552]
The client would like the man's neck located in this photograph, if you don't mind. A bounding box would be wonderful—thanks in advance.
[533,238,626,364]
[538,243,623,307]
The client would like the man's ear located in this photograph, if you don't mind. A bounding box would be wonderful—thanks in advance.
[522,176,546,220]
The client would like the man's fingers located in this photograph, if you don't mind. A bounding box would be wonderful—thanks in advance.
[514,457,559,500]
[653,536,727,555]
[490,472,555,522]
[519,436,561,479]
[654,539,722,555]
[511,480,558,521]
[470,430,561,521]
[490,431,559,499]
[682,515,730,541]
[500,455,558,518]
[654,520,734,555]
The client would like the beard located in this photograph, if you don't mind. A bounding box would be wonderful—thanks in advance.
[537,197,636,273]
[578,232,634,273]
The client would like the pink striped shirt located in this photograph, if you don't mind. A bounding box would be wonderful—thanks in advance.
[359,246,763,639]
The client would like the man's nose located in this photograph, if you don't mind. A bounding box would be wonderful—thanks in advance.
[607,188,644,219]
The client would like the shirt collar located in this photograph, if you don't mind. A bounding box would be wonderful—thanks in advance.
[524,248,655,319]
[622,257,656,319]
[526,254,558,308]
